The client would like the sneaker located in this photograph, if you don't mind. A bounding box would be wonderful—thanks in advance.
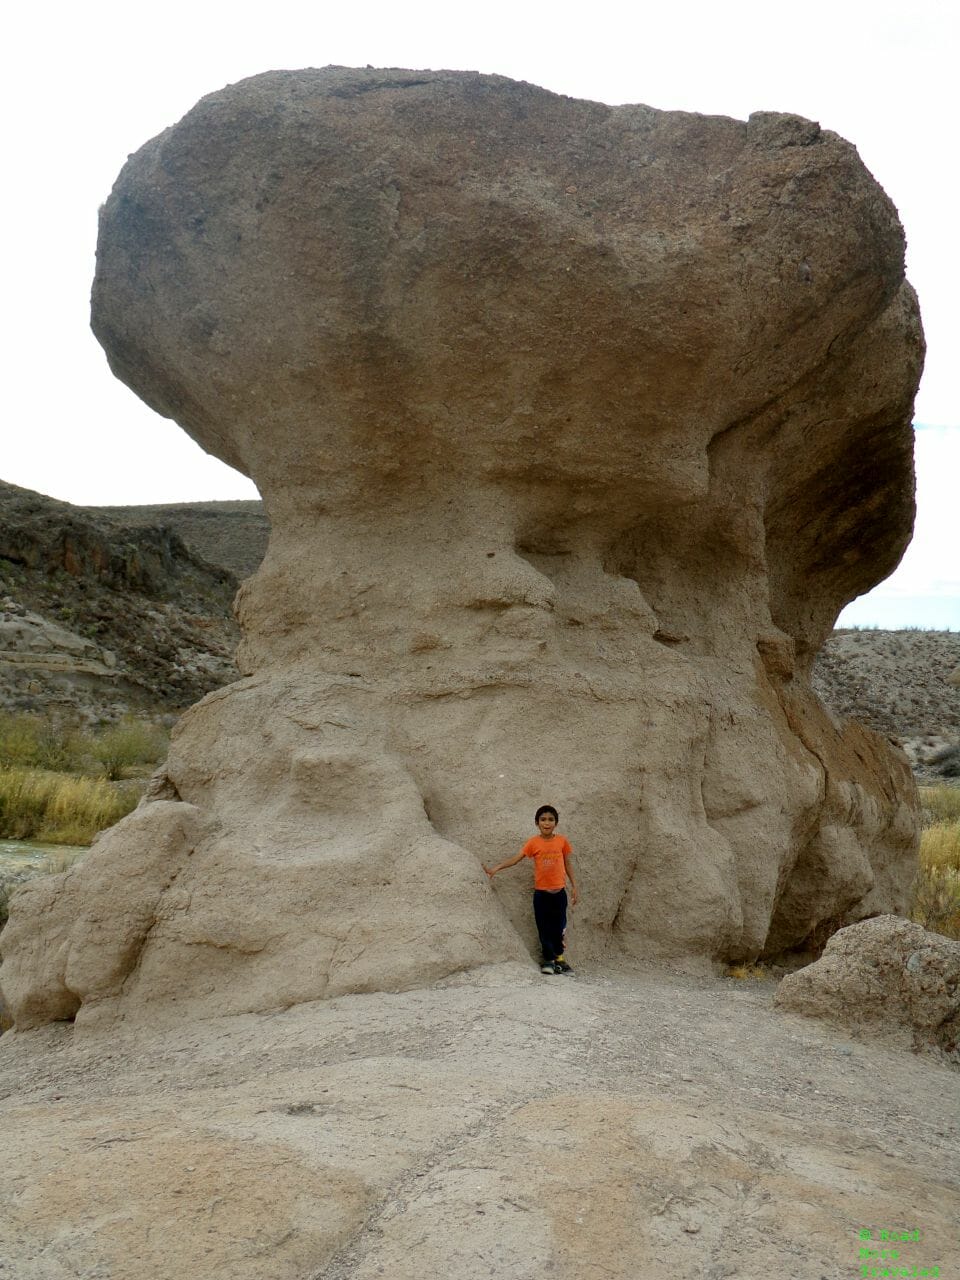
[554,958,573,974]
[540,962,556,975]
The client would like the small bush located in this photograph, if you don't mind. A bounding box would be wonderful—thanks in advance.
[0,769,49,835]
[0,714,41,767]
[0,769,138,844]
[0,713,86,771]
[928,746,960,779]
[89,718,168,781]
[0,712,168,780]
[910,817,960,940]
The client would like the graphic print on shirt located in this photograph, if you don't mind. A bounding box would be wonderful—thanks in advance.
[522,835,572,891]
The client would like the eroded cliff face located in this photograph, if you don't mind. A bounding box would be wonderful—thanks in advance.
[0,69,924,1027]
[0,480,240,722]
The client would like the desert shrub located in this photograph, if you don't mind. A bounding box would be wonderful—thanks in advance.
[0,714,42,768]
[0,713,87,772]
[34,721,89,772]
[0,769,138,844]
[89,717,168,781]
[929,746,960,779]
[910,818,960,941]
[0,712,168,780]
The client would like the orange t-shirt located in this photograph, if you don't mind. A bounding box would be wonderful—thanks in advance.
[522,835,572,890]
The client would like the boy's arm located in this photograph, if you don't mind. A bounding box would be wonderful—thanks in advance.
[563,852,579,905]
[483,850,526,878]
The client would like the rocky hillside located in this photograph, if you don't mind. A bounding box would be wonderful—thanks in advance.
[2,479,958,766]
[93,500,269,580]
[0,481,240,724]
[812,627,960,778]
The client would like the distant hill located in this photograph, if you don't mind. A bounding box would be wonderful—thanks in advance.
[0,481,241,723]
[92,500,269,580]
[812,628,960,741]
[812,627,960,778]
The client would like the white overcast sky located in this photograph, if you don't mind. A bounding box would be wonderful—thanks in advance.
[2,0,957,626]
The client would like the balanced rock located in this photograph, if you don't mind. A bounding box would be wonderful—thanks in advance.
[0,69,925,1028]
[775,916,960,1059]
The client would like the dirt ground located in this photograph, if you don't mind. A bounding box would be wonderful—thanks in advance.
[1,958,957,1280]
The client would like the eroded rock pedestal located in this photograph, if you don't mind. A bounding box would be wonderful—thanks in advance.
[0,69,924,1027]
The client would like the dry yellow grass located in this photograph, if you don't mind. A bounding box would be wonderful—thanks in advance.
[0,768,138,845]
[726,963,770,981]
[921,819,960,871]
[910,797,960,940]
[919,785,960,824]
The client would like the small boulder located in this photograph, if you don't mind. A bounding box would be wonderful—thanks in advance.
[775,915,960,1061]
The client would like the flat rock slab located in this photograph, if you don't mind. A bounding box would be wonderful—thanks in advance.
[1,962,956,1278]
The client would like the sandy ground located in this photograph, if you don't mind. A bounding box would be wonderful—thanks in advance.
[1,959,957,1280]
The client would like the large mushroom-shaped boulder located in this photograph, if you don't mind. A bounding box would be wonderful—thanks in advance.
[1,68,924,1028]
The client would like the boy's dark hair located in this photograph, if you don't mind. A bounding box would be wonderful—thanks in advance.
[535,805,559,823]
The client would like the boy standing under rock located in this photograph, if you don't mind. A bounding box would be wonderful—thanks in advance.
[484,805,579,974]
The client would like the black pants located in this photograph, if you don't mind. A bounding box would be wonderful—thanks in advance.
[533,889,567,964]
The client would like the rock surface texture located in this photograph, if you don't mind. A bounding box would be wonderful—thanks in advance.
[775,916,960,1061]
[1,68,925,1028]
[1,965,957,1279]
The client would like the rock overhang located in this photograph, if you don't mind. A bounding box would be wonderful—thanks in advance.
[0,68,924,1029]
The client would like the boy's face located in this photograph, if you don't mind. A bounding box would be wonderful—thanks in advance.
[538,813,557,836]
